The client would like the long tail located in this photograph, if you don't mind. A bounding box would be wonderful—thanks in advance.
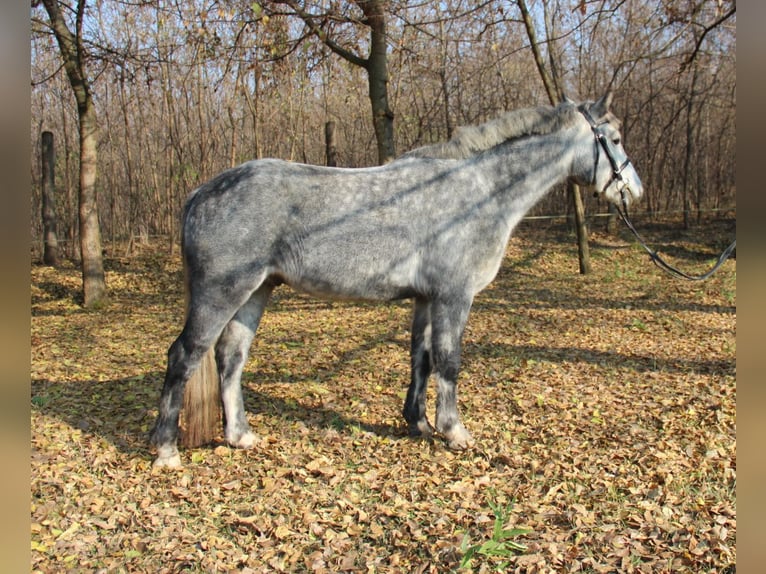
[179,262,221,448]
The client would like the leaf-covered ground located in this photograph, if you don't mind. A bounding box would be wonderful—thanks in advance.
[31,219,736,573]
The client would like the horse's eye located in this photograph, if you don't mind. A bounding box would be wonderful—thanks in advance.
[612,137,621,145]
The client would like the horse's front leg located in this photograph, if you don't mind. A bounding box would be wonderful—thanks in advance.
[403,298,434,438]
[431,296,475,450]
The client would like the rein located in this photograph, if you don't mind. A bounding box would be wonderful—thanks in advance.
[615,193,736,281]
[580,107,736,281]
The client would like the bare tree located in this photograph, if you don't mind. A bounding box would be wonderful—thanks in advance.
[38,0,107,307]
[268,0,396,164]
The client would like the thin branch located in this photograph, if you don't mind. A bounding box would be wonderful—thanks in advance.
[32,59,68,87]
[682,5,736,71]
[270,0,369,69]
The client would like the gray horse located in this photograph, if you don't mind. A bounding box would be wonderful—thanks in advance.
[151,93,643,468]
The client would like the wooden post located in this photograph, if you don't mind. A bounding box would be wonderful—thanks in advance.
[605,202,618,235]
[569,181,591,274]
[41,131,59,266]
[325,120,338,167]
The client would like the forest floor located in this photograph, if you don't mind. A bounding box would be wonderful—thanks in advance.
[31,217,736,573]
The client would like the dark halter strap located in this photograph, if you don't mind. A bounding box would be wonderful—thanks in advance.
[579,107,631,193]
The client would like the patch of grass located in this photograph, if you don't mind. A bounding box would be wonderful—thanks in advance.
[32,394,50,408]
[458,492,531,572]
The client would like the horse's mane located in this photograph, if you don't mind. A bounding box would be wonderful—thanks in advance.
[400,101,581,160]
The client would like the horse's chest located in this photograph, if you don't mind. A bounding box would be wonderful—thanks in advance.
[470,250,505,293]
[422,227,507,295]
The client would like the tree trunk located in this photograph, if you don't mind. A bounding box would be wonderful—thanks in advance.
[518,0,590,274]
[682,66,698,230]
[359,0,395,164]
[78,99,107,306]
[517,0,558,106]
[438,17,454,140]
[41,0,106,307]
[40,131,59,266]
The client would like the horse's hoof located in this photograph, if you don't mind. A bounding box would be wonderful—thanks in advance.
[227,430,258,449]
[152,454,182,469]
[152,445,182,469]
[408,419,435,439]
[444,424,475,450]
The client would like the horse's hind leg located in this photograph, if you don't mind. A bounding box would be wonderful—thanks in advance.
[215,284,273,449]
[403,298,434,437]
[151,308,232,467]
[151,270,267,467]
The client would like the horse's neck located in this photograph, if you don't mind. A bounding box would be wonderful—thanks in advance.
[481,129,580,217]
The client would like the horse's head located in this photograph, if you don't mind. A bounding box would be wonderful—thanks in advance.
[573,92,644,208]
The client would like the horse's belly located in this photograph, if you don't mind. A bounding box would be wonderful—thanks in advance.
[285,274,417,302]
[278,229,419,301]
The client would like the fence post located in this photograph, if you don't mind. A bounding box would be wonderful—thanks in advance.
[325,120,338,167]
[569,181,591,274]
[605,202,618,235]
[41,131,59,266]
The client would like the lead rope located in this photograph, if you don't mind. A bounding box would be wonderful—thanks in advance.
[615,189,736,281]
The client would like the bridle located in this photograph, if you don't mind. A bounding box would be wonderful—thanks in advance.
[579,106,736,281]
[580,106,632,196]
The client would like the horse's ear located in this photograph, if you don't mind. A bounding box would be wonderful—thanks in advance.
[592,91,614,118]
[563,95,576,105]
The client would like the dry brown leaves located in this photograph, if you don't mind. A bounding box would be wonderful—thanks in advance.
[31,219,736,573]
